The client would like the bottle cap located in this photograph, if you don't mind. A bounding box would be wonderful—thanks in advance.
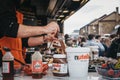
[3,47,11,52]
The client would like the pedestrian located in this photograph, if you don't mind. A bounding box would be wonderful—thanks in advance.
[107,26,120,59]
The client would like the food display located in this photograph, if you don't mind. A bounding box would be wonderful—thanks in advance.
[88,57,105,72]
[96,57,120,79]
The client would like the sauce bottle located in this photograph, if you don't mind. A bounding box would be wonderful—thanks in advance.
[2,47,14,80]
[31,47,43,79]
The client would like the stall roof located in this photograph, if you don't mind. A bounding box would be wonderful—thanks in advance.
[19,0,89,25]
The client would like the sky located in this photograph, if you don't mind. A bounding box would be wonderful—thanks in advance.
[64,0,120,35]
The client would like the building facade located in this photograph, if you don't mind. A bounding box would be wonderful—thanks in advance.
[79,7,120,36]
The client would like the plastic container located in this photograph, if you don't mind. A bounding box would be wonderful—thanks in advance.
[66,47,90,78]
[89,46,99,60]
[31,48,43,79]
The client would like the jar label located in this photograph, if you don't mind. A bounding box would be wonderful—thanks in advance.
[52,63,67,74]
[32,61,43,73]
[2,62,10,73]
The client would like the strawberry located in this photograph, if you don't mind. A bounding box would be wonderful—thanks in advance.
[107,68,114,76]
[102,63,107,68]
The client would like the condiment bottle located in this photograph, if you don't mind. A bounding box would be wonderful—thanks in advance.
[31,47,43,79]
[52,54,68,77]
[2,47,14,80]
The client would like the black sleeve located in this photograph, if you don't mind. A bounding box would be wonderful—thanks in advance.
[106,40,118,59]
[0,16,19,38]
[0,0,20,38]
[22,38,29,47]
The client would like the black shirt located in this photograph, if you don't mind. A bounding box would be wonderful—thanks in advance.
[0,0,19,38]
[107,38,120,59]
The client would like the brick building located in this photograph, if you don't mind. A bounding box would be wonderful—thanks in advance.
[80,7,120,36]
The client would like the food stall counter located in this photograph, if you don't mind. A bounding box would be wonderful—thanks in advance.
[0,68,106,80]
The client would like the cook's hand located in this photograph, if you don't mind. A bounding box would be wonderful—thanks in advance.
[45,22,60,35]
[44,34,58,42]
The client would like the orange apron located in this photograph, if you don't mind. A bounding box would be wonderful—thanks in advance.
[0,11,25,66]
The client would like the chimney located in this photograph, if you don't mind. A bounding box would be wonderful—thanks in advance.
[116,7,119,13]
[116,7,119,24]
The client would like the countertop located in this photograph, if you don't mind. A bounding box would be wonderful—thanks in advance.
[0,68,107,80]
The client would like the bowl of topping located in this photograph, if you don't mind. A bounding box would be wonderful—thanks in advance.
[96,59,120,79]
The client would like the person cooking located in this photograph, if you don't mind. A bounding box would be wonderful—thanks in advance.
[0,0,60,67]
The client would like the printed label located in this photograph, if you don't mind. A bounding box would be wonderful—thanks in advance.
[32,60,43,73]
[52,63,67,74]
[74,53,89,60]
[2,62,10,73]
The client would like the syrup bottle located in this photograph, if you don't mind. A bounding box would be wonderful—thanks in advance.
[32,47,43,79]
[2,47,14,80]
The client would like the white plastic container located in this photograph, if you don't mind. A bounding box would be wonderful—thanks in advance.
[66,47,90,78]
[89,46,99,60]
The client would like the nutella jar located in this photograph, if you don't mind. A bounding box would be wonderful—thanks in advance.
[52,54,68,77]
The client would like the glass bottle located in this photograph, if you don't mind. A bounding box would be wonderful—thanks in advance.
[52,54,68,77]
[2,47,14,80]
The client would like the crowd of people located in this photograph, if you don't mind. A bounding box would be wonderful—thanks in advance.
[64,26,120,59]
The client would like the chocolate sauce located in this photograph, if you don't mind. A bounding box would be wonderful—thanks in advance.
[52,54,68,77]
[2,47,14,80]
